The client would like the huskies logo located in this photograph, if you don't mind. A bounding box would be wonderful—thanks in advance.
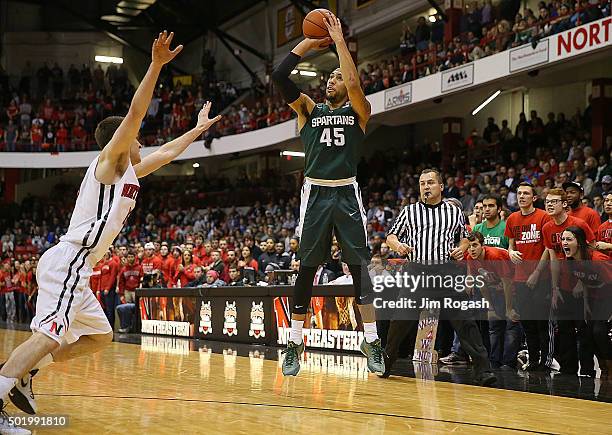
[249,301,266,339]
[223,301,238,336]
[198,301,213,335]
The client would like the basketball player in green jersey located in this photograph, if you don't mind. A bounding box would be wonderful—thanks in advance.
[272,12,384,376]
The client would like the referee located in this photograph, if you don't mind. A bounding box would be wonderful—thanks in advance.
[383,169,496,386]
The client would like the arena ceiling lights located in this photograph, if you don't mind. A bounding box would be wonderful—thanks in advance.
[471,90,502,116]
[95,55,124,64]
[101,0,157,25]
[291,69,318,77]
[281,151,305,157]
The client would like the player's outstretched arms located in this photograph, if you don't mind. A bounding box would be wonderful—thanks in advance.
[324,13,370,130]
[98,31,182,172]
[271,37,331,131]
[134,101,221,178]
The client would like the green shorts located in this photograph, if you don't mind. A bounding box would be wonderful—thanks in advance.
[295,178,370,267]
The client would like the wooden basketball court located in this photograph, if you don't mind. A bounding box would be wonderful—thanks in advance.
[1,329,609,434]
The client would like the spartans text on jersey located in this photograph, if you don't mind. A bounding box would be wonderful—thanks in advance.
[311,115,356,127]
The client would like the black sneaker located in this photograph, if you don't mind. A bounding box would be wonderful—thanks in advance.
[8,369,38,415]
[377,352,394,379]
[475,371,497,387]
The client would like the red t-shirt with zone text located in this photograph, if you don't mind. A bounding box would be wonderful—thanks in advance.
[504,208,551,281]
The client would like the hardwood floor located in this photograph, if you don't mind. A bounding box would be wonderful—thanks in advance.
[1,330,610,434]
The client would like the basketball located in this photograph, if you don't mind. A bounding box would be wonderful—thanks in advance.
[303,9,330,39]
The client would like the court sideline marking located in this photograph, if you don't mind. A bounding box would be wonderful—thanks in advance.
[38,393,560,434]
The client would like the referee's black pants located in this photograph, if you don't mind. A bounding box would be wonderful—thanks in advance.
[384,264,491,374]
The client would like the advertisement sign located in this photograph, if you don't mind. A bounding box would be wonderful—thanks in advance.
[553,17,611,60]
[194,297,275,344]
[509,39,549,72]
[275,296,365,351]
[141,320,192,337]
[383,83,412,110]
[441,63,474,93]
[277,5,304,47]
[139,296,196,337]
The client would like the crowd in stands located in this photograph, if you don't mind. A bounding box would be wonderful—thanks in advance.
[1,102,610,309]
[0,58,241,152]
[1,1,608,152]
[364,0,610,93]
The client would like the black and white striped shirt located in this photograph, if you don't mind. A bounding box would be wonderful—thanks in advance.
[387,201,468,265]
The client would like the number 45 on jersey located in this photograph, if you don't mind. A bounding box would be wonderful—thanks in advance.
[320,127,345,147]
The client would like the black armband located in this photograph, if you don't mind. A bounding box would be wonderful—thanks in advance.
[271,52,301,104]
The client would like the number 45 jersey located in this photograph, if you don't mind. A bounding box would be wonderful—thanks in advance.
[60,155,140,265]
[300,102,365,180]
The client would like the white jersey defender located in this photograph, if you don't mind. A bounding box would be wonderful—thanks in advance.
[31,156,139,343]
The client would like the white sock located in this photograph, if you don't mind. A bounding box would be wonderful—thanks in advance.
[33,354,54,371]
[0,375,17,401]
[289,319,304,344]
[363,322,379,343]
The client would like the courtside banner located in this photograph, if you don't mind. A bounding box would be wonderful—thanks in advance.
[140,296,196,337]
[194,297,275,344]
[275,296,365,351]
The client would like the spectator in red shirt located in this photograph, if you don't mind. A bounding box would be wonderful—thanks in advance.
[90,259,103,303]
[118,251,143,304]
[595,192,612,257]
[141,242,162,275]
[99,251,121,327]
[561,226,612,377]
[159,243,175,287]
[0,263,11,321]
[238,246,259,272]
[71,119,87,151]
[2,263,16,323]
[504,182,553,370]
[465,231,520,369]
[55,122,68,152]
[41,99,54,120]
[564,181,601,232]
[193,234,206,259]
[542,188,595,375]
[174,249,197,287]
[196,241,212,266]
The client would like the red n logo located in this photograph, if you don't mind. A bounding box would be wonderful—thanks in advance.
[50,321,64,336]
